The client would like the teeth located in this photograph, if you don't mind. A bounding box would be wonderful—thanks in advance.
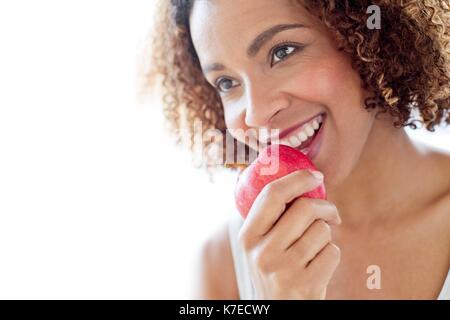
[298,131,308,142]
[289,135,301,147]
[279,114,324,149]
[312,119,319,130]
[304,124,315,137]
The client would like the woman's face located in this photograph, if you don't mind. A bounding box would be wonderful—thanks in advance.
[190,0,376,187]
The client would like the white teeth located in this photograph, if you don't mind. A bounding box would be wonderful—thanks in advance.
[298,131,308,142]
[304,124,315,137]
[289,135,301,147]
[312,119,319,130]
[279,113,324,148]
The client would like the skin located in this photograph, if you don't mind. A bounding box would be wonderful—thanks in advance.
[189,0,450,299]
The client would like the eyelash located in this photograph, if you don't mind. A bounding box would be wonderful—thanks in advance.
[214,41,302,94]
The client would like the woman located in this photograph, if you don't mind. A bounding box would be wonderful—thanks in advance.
[146,0,450,299]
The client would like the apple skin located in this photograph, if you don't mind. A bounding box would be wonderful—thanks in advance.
[234,144,326,219]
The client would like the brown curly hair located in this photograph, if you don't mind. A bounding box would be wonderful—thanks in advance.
[141,0,450,174]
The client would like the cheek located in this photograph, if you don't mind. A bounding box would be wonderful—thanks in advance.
[316,54,374,134]
[299,53,375,184]
[298,52,371,130]
[223,104,244,133]
[299,53,364,106]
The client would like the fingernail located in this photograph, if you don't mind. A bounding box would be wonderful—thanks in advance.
[311,170,324,181]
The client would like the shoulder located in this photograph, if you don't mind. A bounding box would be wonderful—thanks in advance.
[431,147,450,201]
[410,141,450,226]
[415,141,450,197]
[421,145,450,229]
[191,219,240,299]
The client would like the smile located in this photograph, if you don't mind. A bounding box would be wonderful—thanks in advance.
[278,113,324,150]
[266,112,326,160]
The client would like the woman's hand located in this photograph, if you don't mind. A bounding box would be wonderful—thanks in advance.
[238,170,341,299]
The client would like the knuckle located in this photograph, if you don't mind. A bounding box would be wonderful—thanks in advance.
[330,202,339,213]
[323,200,337,212]
[295,239,309,258]
[296,284,324,299]
[310,220,332,244]
[261,181,281,199]
[293,197,311,212]
[304,198,322,214]
[238,228,252,250]
[300,169,316,180]
[254,250,271,274]
[317,220,331,235]
[329,202,340,217]
[304,200,339,223]
[310,199,329,214]
[328,243,341,261]
[253,240,275,274]
[269,271,289,287]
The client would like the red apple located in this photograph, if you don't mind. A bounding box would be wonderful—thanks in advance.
[234,144,326,219]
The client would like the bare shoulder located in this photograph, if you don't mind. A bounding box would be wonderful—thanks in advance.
[431,149,450,261]
[415,140,450,193]
[191,219,240,300]
[409,141,450,240]
[425,146,450,225]
[432,147,450,201]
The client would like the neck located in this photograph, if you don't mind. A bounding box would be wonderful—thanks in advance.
[327,116,429,228]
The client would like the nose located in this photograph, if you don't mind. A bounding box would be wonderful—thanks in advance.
[244,80,290,129]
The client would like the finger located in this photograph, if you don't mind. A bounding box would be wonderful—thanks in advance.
[286,220,332,266]
[241,169,325,247]
[264,198,340,250]
[306,243,341,285]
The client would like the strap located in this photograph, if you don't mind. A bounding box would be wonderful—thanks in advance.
[437,269,450,300]
[227,214,255,300]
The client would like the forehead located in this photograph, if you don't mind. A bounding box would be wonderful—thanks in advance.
[189,0,315,66]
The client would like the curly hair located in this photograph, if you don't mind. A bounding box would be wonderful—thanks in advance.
[142,0,450,174]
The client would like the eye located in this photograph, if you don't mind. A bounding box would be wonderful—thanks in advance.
[270,44,299,66]
[214,77,239,94]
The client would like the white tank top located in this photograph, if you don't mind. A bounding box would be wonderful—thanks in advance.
[228,213,450,300]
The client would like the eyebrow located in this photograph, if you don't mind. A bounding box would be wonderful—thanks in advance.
[203,23,306,75]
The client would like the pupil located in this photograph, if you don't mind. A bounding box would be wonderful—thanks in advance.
[276,48,287,59]
[222,80,231,90]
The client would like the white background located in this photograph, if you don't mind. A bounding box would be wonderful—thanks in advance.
[0,1,448,299]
